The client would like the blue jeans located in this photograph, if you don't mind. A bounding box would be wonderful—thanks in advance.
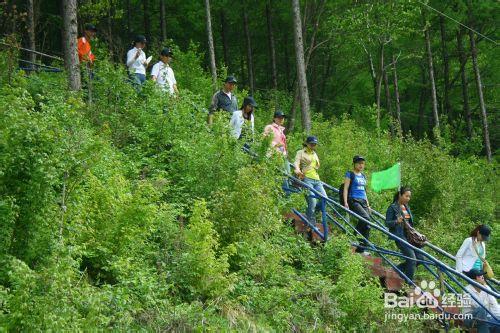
[395,239,422,281]
[303,178,327,223]
[464,307,500,333]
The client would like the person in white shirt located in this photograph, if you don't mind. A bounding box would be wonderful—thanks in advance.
[229,96,256,141]
[456,225,491,273]
[462,269,499,333]
[151,47,178,96]
[126,35,149,86]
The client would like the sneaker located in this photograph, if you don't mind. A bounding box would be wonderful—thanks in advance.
[362,251,371,256]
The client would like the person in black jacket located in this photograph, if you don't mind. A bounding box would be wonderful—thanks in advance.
[385,186,422,281]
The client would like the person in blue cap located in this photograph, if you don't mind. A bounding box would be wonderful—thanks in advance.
[294,136,327,223]
[208,75,238,125]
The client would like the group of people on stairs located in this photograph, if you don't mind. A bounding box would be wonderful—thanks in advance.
[76,23,498,331]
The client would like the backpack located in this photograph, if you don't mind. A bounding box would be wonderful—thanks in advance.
[338,171,365,206]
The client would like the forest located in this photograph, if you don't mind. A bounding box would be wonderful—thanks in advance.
[0,0,498,331]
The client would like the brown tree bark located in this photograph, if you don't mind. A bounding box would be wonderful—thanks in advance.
[439,16,451,118]
[457,27,472,139]
[243,11,255,94]
[62,0,81,91]
[375,43,385,130]
[424,23,440,134]
[417,64,427,139]
[266,1,278,90]
[27,0,36,65]
[291,0,311,133]
[468,28,492,162]
[160,0,167,41]
[204,0,217,91]
[383,66,393,136]
[392,55,402,137]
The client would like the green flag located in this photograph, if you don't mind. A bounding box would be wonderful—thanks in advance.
[370,163,401,193]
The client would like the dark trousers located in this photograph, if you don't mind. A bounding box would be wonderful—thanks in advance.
[464,307,500,333]
[395,239,422,281]
[349,198,370,251]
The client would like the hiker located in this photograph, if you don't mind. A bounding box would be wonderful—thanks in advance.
[294,136,327,223]
[462,268,500,333]
[229,96,256,141]
[208,76,238,125]
[263,110,288,157]
[126,35,150,86]
[456,225,492,274]
[151,47,178,96]
[264,110,291,191]
[343,155,371,254]
[77,23,97,65]
[385,186,422,281]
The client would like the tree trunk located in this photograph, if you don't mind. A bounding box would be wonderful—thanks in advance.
[220,9,229,68]
[457,27,472,139]
[439,16,451,119]
[283,31,291,90]
[266,1,278,90]
[468,28,492,162]
[366,49,378,104]
[417,64,427,139]
[27,0,36,65]
[62,0,81,91]
[383,66,393,136]
[143,0,151,41]
[204,0,217,91]
[318,54,332,111]
[243,11,255,95]
[424,23,440,134]
[392,55,402,137]
[375,43,384,130]
[160,0,167,41]
[291,0,312,133]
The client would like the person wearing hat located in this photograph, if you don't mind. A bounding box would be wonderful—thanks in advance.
[456,225,492,274]
[343,155,371,254]
[263,110,288,157]
[77,23,97,64]
[229,96,256,140]
[151,47,178,96]
[294,136,327,223]
[126,35,150,86]
[462,268,499,332]
[208,76,238,125]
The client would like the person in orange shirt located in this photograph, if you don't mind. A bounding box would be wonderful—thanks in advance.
[77,23,97,64]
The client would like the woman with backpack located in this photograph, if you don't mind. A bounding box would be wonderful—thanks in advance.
[455,225,492,274]
[385,186,422,281]
[343,155,371,254]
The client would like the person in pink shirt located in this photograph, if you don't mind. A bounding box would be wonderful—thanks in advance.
[264,111,291,191]
[263,110,288,156]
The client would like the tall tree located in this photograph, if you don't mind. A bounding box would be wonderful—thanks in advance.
[26,0,36,65]
[62,0,81,91]
[243,11,255,94]
[417,63,427,138]
[468,28,492,162]
[204,0,217,90]
[456,27,472,139]
[392,55,402,136]
[291,0,312,133]
[383,64,392,136]
[424,20,440,134]
[160,0,167,41]
[439,16,451,118]
[266,1,278,90]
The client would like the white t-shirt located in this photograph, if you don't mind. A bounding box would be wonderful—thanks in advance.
[151,61,177,95]
[126,47,147,75]
[229,110,254,140]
